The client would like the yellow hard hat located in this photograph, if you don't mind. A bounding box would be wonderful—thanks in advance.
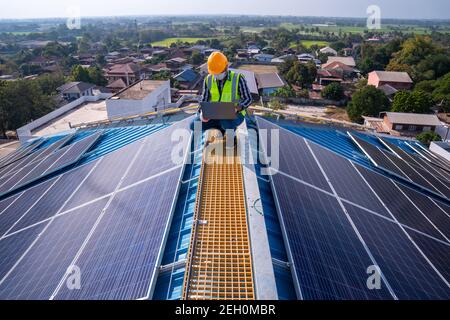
[207,51,228,75]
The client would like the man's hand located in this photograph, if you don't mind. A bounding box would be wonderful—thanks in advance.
[235,105,243,113]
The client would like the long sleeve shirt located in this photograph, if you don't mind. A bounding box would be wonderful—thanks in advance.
[201,71,253,109]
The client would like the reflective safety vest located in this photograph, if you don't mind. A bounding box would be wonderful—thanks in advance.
[206,71,247,117]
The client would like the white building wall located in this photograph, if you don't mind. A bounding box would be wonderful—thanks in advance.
[17,92,113,142]
[430,141,450,161]
[106,81,171,120]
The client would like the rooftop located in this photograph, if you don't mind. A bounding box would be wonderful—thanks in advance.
[0,111,448,301]
[111,80,168,100]
[237,64,279,74]
[325,56,356,67]
[107,62,140,75]
[56,82,95,94]
[370,70,413,83]
[382,112,442,126]
[32,100,108,136]
[256,72,285,89]
[230,68,259,94]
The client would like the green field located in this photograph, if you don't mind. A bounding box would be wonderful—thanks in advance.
[151,37,212,47]
[300,40,330,48]
[249,22,449,35]
[3,31,41,35]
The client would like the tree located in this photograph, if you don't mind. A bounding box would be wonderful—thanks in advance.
[391,90,432,113]
[269,99,286,110]
[71,65,91,83]
[272,85,296,98]
[347,86,390,123]
[416,131,441,146]
[283,61,317,88]
[415,72,450,112]
[36,72,65,95]
[190,51,204,65]
[88,66,107,87]
[321,83,345,101]
[0,79,56,138]
[386,35,449,82]
[95,54,107,67]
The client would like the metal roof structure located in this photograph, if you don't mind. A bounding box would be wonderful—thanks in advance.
[381,112,442,126]
[0,113,448,300]
[370,70,414,84]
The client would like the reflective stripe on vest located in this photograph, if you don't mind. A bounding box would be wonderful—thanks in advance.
[207,71,246,116]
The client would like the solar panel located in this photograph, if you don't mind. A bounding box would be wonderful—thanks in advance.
[344,204,450,299]
[0,135,72,179]
[0,223,47,282]
[355,166,448,242]
[122,119,192,187]
[408,143,450,173]
[7,161,97,234]
[256,117,450,300]
[414,143,450,172]
[348,133,406,177]
[270,173,393,299]
[0,199,109,299]
[0,132,101,197]
[61,140,142,212]
[379,138,450,183]
[0,118,192,300]
[257,118,393,299]
[54,170,182,300]
[45,132,101,173]
[349,133,450,199]
[0,179,56,237]
[0,140,43,169]
[380,150,450,198]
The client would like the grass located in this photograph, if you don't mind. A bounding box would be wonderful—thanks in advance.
[151,37,212,47]
[296,40,330,48]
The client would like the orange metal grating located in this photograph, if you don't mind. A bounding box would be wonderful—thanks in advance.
[182,138,255,300]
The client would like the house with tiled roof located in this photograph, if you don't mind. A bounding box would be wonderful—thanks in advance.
[106,63,142,87]
[368,71,413,90]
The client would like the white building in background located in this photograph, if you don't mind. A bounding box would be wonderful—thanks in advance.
[106,80,171,120]
[430,141,450,161]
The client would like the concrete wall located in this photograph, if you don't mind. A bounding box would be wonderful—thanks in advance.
[106,80,171,119]
[17,92,112,142]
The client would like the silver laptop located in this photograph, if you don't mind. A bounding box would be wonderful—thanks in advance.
[200,102,237,120]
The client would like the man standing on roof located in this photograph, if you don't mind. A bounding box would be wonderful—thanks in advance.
[194,51,253,134]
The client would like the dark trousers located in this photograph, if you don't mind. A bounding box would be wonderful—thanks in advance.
[190,114,245,134]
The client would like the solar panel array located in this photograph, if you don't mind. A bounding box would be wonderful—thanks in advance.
[0,118,192,299]
[257,117,450,300]
[349,133,450,200]
[405,142,450,172]
[0,139,44,170]
[0,133,101,197]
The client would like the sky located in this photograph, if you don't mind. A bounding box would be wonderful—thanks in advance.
[0,0,449,20]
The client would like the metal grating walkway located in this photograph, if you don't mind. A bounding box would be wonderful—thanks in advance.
[182,136,255,300]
